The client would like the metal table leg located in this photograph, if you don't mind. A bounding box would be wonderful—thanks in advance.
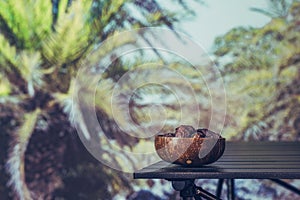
[172,180,222,200]
[226,179,235,200]
[216,179,224,198]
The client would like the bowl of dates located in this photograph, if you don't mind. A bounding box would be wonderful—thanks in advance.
[155,125,225,166]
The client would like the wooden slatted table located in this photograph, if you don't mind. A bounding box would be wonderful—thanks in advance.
[134,141,300,199]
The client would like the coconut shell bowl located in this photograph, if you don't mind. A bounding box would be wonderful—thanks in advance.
[154,125,225,167]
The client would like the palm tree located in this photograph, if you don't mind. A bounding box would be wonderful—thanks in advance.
[0,0,203,199]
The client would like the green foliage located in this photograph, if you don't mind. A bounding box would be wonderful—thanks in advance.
[214,1,300,140]
[42,0,92,65]
[0,76,11,96]
[0,34,17,68]
[17,52,43,96]
[0,0,52,49]
[0,0,203,199]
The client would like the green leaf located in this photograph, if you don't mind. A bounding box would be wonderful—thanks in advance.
[0,0,52,49]
[42,0,92,65]
[0,33,17,68]
[16,51,43,96]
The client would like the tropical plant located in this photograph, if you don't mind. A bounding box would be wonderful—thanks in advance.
[213,1,300,141]
[0,0,203,199]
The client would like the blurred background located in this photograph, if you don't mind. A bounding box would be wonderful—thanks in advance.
[0,0,300,199]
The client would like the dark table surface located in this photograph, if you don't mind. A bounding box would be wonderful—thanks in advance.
[134,141,300,180]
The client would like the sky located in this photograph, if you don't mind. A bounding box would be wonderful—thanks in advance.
[179,0,271,52]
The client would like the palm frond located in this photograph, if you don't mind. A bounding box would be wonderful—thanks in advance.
[0,34,17,69]
[43,0,92,65]
[0,0,52,49]
[250,7,276,18]
[250,0,293,19]
[6,108,41,200]
[17,52,43,97]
